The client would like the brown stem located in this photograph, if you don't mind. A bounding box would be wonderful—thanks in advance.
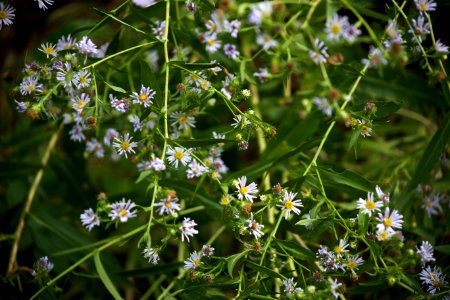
[7,123,63,275]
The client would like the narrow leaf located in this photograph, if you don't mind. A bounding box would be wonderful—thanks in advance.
[226,250,250,278]
[94,251,123,300]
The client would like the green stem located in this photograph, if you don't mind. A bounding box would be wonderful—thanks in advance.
[83,42,157,70]
[255,213,284,281]
[161,0,171,161]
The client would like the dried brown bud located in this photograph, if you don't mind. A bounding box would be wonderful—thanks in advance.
[86,116,97,128]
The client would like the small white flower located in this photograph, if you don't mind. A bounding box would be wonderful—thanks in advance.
[235,176,258,202]
[231,114,251,129]
[35,0,54,11]
[132,0,157,8]
[277,191,303,219]
[149,156,166,171]
[309,38,329,64]
[184,251,202,270]
[0,2,15,30]
[246,213,264,239]
[345,254,364,273]
[333,239,349,257]
[170,111,196,130]
[179,217,198,242]
[113,133,138,159]
[39,42,57,58]
[375,185,390,203]
[154,197,181,215]
[143,247,160,265]
[356,192,383,217]
[187,160,208,179]
[80,208,100,231]
[71,93,90,113]
[32,256,54,276]
[108,198,138,223]
[376,207,403,235]
[325,14,349,41]
[282,277,302,295]
[131,85,155,107]
[86,138,104,158]
[166,146,192,168]
[204,33,221,53]
[78,36,98,56]
[201,245,215,257]
[331,278,342,299]
[416,241,435,266]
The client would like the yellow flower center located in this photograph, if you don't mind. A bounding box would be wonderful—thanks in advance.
[77,100,86,110]
[334,245,343,253]
[331,23,342,34]
[240,186,248,194]
[347,260,357,270]
[379,231,389,240]
[0,11,7,20]
[361,125,369,134]
[432,279,441,288]
[139,94,148,102]
[424,200,433,208]
[365,200,375,209]
[384,217,393,227]
[284,199,294,210]
[122,141,130,151]
[419,2,428,10]
[119,209,127,217]
[194,259,200,266]
[200,80,210,89]
[351,119,358,127]
[44,47,54,55]
[79,76,87,84]
[164,200,172,208]
[174,151,184,160]
[220,196,230,205]
[207,39,215,46]
[178,116,188,124]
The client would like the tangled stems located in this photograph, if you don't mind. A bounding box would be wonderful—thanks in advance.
[30,205,205,300]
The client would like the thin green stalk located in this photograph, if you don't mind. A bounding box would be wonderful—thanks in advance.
[255,213,284,281]
[83,42,157,70]
[161,0,171,161]
[144,178,159,248]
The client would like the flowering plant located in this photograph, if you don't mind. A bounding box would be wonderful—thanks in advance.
[1,0,449,299]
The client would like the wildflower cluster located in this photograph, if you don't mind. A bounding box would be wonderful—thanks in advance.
[5,0,450,299]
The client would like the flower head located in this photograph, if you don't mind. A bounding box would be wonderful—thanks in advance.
[108,198,137,223]
[345,254,364,273]
[0,2,15,30]
[376,207,403,235]
[131,85,155,107]
[80,208,100,231]
[132,0,156,8]
[357,192,383,217]
[201,245,215,257]
[39,42,57,58]
[325,14,349,41]
[184,251,202,270]
[277,191,303,219]
[235,176,258,202]
[416,241,435,266]
[170,111,196,130]
[282,277,302,295]
[113,133,138,159]
[420,265,447,294]
[143,247,160,265]
[32,256,54,277]
[35,0,54,10]
[415,0,436,14]
[154,197,181,215]
[246,213,264,239]
[166,146,192,168]
[375,185,390,203]
[187,160,208,179]
[179,217,198,242]
[333,239,349,257]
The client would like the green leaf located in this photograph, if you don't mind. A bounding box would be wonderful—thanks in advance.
[245,261,283,279]
[104,81,127,93]
[400,111,450,211]
[434,245,450,255]
[273,240,315,261]
[357,212,369,235]
[226,249,250,278]
[316,165,373,193]
[94,251,123,300]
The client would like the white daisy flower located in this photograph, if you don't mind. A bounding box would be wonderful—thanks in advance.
[356,191,383,217]
[246,213,264,239]
[184,251,202,270]
[154,197,181,215]
[235,176,258,202]
[108,198,137,223]
[80,208,100,231]
[143,247,160,265]
[113,133,138,159]
[376,207,403,235]
[166,146,192,168]
[277,191,303,219]
[179,217,198,242]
